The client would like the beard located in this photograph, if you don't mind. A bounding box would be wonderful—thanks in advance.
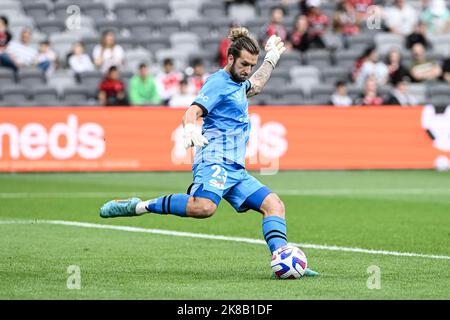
[229,61,248,83]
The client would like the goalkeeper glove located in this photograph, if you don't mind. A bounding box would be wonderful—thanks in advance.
[263,35,286,68]
[183,123,209,149]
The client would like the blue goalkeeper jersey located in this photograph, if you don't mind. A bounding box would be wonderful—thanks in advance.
[191,69,252,168]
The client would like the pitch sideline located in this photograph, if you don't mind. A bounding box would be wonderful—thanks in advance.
[0,219,449,261]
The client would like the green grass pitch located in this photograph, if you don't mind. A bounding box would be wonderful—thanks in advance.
[0,170,449,299]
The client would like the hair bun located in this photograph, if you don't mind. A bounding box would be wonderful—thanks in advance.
[228,27,250,41]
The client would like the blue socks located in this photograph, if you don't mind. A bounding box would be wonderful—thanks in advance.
[146,194,190,217]
[262,216,287,253]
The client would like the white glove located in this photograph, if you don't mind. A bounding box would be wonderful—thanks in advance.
[264,35,286,68]
[183,123,209,149]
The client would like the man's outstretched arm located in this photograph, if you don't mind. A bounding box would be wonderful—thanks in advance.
[247,35,286,98]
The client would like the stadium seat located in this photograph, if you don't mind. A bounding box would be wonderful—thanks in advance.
[126,21,155,38]
[276,51,302,70]
[408,83,427,105]
[321,66,351,84]
[17,69,46,87]
[201,35,222,53]
[115,36,138,50]
[303,49,332,68]
[36,19,66,35]
[114,2,141,22]
[279,87,304,101]
[62,86,92,106]
[139,35,171,54]
[95,19,123,34]
[1,85,30,106]
[289,66,321,93]
[0,69,18,86]
[169,1,201,23]
[187,20,215,37]
[170,32,201,53]
[310,84,335,102]
[31,86,60,106]
[155,49,188,70]
[347,33,375,52]
[124,48,153,72]
[22,2,49,21]
[78,71,103,89]
[152,19,182,35]
[334,50,361,69]
[141,2,171,20]
[228,3,256,24]
[188,52,218,70]
[201,2,226,19]
[375,33,405,55]
[80,2,108,20]
[429,96,450,108]
[428,84,450,97]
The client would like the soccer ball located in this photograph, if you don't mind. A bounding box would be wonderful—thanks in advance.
[271,245,308,279]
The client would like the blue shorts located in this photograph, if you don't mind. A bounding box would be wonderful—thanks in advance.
[188,162,272,213]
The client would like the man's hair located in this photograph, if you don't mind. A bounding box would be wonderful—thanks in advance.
[227,27,260,60]
[0,16,8,26]
[138,62,147,70]
[108,66,118,74]
[335,80,346,87]
[163,58,173,66]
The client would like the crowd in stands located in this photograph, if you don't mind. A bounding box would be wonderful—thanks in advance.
[0,0,450,107]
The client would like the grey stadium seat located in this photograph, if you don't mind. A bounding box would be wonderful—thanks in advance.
[187,20,215,36]
[36,19,66,34]
[0,69,18,86]
[95,19,123,34]
[152,19,182,35]
[201,35,222,53]
[80,2,108,20]
[334,50,361,69]
[62,86,91,106]
[289,66,321,89]
[31,86,60,106]
[276,51,302,70]
[321,66,351,84]
[22,2,49,21]
[303,49,332,68]
[310,84,335,101]
[427,84,450,97]
[141,2,170,20]
[126,21,154,38]
[17,69,46,87]
[139,36,171,53]
[78,71,103,89]
[1,85,30,106]
[170,32,200,53]
[114,2,141,22]
[201,2,226,19]
[280,87,304,101]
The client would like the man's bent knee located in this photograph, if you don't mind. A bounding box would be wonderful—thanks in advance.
[260,193,285,218]
[188,197,217,218]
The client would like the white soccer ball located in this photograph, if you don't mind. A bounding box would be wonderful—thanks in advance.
[271,244,308,279]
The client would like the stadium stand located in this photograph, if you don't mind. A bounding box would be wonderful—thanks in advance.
[0,0,450,107]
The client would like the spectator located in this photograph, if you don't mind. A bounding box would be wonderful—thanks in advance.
[0,16,11,51]
[128,63,160,106]
[330,80,353,106]
[305,0,329,49]
[385,77,418,106]
[355,46,389,88]
[442,56,450,84]
[351,46,372,82]
[259,5,288,47]
[0,15,14,71]
[35,40,57,76]
[218,22,240,68]
[421,0,450,35]
[98,66,128,106]
[333,0,361,49]
[406,21,432,50]
[187,59,210,95]
[355,76,384,105]
[346,0,373,21]
[288,14,311,53]
[169,79,197,108]
[383,0,418,36]
[385,47,411,84]
[68,42,95,81]
[409,42,442,82]
[156,58,183,105]
[93,30,125,73]
[5,27,38,71]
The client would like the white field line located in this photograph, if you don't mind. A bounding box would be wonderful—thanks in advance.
[1,188,450,198]
[0,219,449,261]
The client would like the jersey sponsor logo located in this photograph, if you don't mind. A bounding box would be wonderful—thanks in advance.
[197,93,209,102]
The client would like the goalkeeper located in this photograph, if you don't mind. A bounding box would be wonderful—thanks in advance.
[100,27,318,277]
